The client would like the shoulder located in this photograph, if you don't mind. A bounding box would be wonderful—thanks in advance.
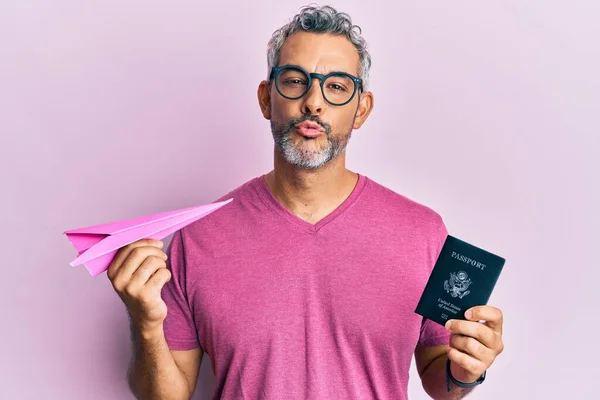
[363,175,445,230]
[178,175,263,239]
[363,175,449,269]
[212,176,260,204]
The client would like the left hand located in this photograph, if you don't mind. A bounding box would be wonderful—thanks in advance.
[444,305,504,383]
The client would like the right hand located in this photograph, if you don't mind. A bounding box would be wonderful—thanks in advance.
[107,239,172,334]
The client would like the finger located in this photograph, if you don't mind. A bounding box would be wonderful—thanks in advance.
[447,347,487,379]
[146,267,172,294]
[113,240,164,273]
[445,319,497,350]
[107,239,163,280]
[465,305,503,333]
[119,247,168,284]
[135,268,171,304]
[111,247,167,291]
[127,255,168,291]
[449,333,495,365]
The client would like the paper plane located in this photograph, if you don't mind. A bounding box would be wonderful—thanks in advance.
[64,198,233,277]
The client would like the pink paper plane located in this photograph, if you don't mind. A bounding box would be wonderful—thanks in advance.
[64,198,233,277]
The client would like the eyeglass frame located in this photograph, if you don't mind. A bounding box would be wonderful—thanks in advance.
[269,64,364,106]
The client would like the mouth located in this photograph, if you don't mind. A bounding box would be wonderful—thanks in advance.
[294,122,325,138]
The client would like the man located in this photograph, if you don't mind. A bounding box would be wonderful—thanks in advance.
[110,5,504,399]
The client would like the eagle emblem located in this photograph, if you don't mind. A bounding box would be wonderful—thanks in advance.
[444,270,472,299]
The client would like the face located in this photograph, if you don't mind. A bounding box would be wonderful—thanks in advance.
[258,31,374,169]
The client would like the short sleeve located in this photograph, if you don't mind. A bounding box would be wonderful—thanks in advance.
[418,318,451,347]
[418,213,451,347]
[161,228,200,350]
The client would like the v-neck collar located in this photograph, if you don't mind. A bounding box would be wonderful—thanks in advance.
[255,173,368,234]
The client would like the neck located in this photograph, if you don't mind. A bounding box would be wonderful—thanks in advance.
[264,148,359,224]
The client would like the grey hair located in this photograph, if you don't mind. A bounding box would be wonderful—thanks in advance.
[266,4,372,91]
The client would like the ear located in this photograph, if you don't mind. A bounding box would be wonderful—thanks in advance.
[352,91,374,130]
[257,80,272,120]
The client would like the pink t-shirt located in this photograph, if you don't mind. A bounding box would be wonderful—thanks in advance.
[162,174,450,400]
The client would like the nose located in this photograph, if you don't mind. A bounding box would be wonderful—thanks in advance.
[301,79,324,115]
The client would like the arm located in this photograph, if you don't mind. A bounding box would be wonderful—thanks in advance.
[415,344,475,400]
[108,235,204,399]
[127,324,203,400]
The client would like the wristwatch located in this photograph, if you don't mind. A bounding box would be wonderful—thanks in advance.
[446,358,486,392]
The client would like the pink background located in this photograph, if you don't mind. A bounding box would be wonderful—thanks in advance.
[2,1,598,399]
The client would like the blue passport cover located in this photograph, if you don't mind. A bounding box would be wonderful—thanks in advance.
[415,235,505,326]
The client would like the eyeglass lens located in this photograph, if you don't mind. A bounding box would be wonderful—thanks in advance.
[276,68,355,105]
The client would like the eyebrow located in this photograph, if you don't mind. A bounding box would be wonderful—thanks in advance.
[321,69,349,76]
[285,63,352,76]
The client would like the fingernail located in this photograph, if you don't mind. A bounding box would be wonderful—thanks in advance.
[157,240,164,247]
[465,310,472,319]
[445,320,452,330]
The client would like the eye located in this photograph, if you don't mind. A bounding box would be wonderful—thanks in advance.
[283,78,307,86]
[325,76,352,92]
[328,83,348,92]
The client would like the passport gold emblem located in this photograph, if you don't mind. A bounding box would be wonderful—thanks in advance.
[444,271,472,299]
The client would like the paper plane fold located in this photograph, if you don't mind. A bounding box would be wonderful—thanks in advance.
[64,198,233,277]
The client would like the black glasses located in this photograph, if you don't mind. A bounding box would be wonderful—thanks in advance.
[269,65,363,106]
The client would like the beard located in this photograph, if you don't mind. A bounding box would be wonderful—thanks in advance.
[270,114,353,169]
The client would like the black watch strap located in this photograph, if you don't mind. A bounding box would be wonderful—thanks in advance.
[446,358,486,392]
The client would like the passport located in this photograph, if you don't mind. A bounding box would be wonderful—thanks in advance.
[415,235,505,326]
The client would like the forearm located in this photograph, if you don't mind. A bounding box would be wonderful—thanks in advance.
[421,354,475,400]
[127,323,191,400]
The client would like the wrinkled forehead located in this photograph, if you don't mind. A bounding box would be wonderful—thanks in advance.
[277,31,360,76]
